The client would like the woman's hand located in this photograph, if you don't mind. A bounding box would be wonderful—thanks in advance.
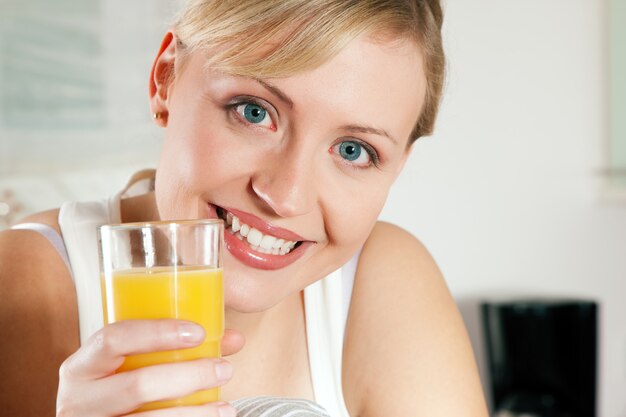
[56,319,244,417]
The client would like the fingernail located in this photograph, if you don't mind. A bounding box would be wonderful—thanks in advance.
[215,359,233,382]
[178,322,205,343]
[217,403,237,417]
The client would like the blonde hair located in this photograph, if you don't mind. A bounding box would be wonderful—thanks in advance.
[173,0,445,143]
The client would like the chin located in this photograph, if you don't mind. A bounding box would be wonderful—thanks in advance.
[220,267,292,313]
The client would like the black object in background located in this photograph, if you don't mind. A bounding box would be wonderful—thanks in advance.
[481,299,597,417]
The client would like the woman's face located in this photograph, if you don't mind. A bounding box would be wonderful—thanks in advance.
[153,34,426,312]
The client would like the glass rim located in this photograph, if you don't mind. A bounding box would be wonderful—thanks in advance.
[98,219,223,232]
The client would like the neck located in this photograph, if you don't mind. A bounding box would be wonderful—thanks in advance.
[221,290,313,400]
[120,191,160,223]
[224,290,304,344]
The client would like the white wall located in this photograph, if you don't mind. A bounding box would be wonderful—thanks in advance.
[380,1,626,416]
[0,0,172,228]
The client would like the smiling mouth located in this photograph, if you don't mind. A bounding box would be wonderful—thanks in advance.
[216,207,303,256]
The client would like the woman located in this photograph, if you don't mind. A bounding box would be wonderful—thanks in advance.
[0,1,488,416]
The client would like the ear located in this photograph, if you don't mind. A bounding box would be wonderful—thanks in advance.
[149,31,177,127]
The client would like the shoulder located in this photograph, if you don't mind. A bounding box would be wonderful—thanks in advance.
[360,221,436,272]
[0,209,79,415]
[351,221,444,303]
[342,221,488,416]
[1,209,75,310]
[1,208,66,275]
[1,209,70,289]
[11,207,63,232]
[0,209,78,337]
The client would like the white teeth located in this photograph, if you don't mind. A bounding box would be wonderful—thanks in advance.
[246,228,263,246]
[260,235,276,250]
[232,216,241,233]
[254,245,274,255]
[280,241,292,253]
[225,212,300,256]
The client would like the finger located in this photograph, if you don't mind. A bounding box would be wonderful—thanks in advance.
[221,328,245,356]
[92,358,233,415]
[122,402,237,417]
[61,319,205,379]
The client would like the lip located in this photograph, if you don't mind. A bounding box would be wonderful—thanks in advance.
[224,231,313,270]
[207,204,314,270]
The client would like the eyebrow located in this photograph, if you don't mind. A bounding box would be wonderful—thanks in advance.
[341,124,399,145]
[255,79,294,108]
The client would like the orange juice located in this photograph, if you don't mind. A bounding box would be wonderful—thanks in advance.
[102,267,224,410]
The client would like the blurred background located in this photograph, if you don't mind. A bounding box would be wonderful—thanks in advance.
[0,1,624,416]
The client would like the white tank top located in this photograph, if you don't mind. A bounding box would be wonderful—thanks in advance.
[13,171,356,417]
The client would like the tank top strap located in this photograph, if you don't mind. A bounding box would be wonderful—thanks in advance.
[58,192,122,345]
[120,168,156,197]
[303,249,361,417]
[10,223,71,272]
[58,169,156,344]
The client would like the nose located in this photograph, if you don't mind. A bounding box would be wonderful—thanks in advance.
[250,146,318,218]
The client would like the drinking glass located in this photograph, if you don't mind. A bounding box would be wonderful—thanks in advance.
[98,220,224,411]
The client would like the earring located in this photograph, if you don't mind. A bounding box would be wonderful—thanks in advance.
[153,112,162,120]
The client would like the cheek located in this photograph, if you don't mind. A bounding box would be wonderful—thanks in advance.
[155,130,214,218]
[324,182,390,247]
[160,118,223,184]
[156,124,254,211]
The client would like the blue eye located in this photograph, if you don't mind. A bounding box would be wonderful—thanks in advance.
[243,104,266,123]
[333,140,374,167]
[339,141,362,161]
[234,102,275,129]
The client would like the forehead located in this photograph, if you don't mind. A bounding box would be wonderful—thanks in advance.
[266,36,426,144]
[275,35,424,97]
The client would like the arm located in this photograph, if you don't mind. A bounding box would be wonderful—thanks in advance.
[0,226,80,416]
[342,222,488,417]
